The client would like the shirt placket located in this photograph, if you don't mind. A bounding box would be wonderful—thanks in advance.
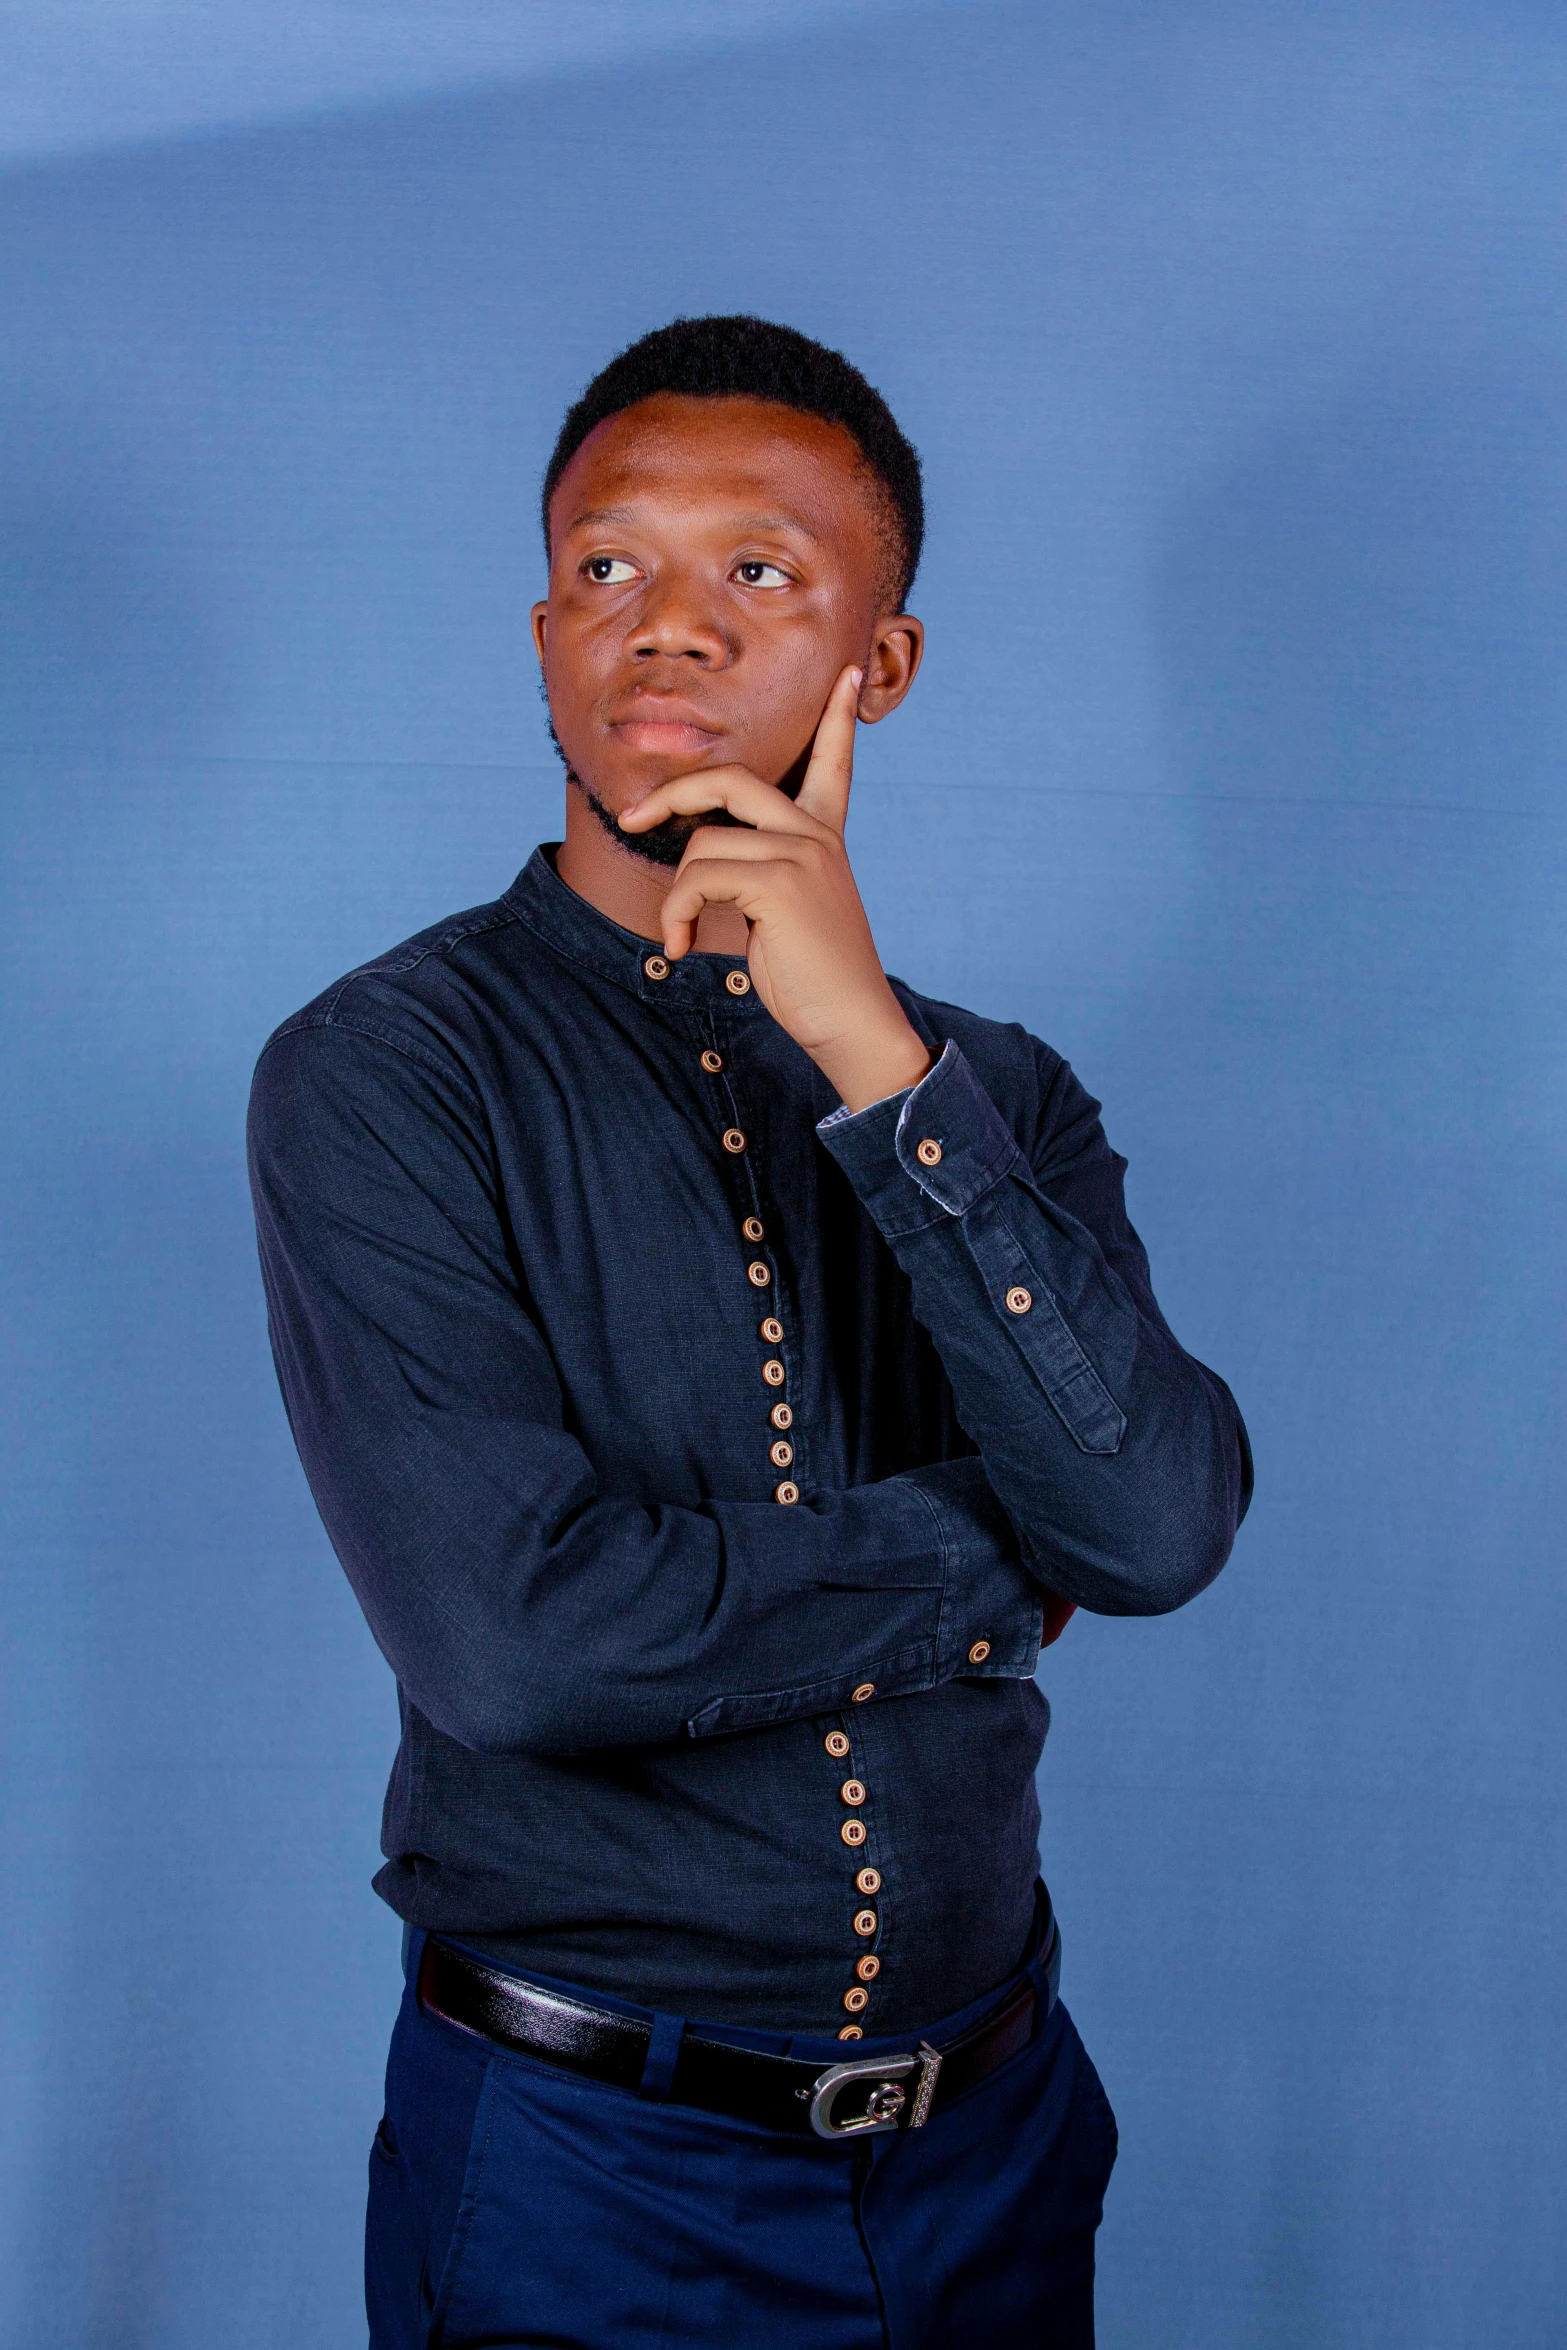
[645,951,890,2034]
[820,1714,886,2037]
[686,983,806,1507]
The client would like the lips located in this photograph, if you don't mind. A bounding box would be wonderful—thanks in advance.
[606,699,725,759]
[612,718,721,756]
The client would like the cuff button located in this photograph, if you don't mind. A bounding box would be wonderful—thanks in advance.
[967,1639,992,1665]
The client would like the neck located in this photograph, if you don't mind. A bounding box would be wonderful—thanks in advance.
[555,786,750,956]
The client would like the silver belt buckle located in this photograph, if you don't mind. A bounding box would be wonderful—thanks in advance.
[807,2042,943,2140]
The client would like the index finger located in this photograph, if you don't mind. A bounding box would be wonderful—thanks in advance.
[793,665,862,835]
[619,763,823,838]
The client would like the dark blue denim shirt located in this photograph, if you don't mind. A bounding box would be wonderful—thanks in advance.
[248,846,1250,2033]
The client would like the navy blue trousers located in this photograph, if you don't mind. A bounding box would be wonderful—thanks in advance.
[367,1931,1117,2348]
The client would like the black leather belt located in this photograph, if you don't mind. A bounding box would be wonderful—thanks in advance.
[418,1897,1056,2142]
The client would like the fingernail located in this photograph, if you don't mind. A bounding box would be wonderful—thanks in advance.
[850,668,863,691]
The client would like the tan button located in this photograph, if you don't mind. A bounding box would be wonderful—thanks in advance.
[841,1818,867,1848]
[742,1215,764,1241]
[747,1260,771,1288]
[856,1955,881,1982]
[1005,1286,1033,1316]
[853,1909,878,1938]
[825,1731,851,1759]
[725,970,751,997]
[759,1317,783,1344]
[915,1137,943,1167]
[770,1401,793,1430]
[851,1683,875,1703]
[856,1867,882,1895]
[840,1779,866,1806]
[644,954,671,981]
[774,1481,800,1505]
[700,1049,724,1073]
[843,1986,870,2014]
[967,1639,992,1665]
[770,1439,794,1469]
[838,2024,863,2041]
[762,1359,786,1387]
[722,1128,747,1154]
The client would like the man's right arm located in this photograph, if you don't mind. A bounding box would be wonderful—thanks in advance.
[247,1017,1042,1756]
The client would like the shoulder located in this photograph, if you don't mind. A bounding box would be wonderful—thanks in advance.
[251,885,552,1092]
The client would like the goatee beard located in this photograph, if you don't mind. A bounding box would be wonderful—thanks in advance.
[546,708,742,872]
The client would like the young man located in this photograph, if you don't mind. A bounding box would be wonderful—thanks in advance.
[249,315,1250,2348]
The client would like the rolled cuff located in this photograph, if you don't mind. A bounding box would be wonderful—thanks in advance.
[817,1041,1024,1237]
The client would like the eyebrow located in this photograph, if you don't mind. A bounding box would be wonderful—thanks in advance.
[564,503,823,543]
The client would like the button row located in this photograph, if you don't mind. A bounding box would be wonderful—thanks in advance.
[707,1091,793,1503]
[821,1727,885,2029]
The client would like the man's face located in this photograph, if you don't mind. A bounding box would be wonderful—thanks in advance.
[533,394,918,857]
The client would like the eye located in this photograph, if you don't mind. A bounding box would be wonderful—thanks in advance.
[733,560,792,589]
[582,556,638,585]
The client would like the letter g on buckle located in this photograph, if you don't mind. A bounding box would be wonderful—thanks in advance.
[807,2044,945,2139]
[808,2053,916,2139]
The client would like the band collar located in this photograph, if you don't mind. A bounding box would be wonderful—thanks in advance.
[502,844,761,1014]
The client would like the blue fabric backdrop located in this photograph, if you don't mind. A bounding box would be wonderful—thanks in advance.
[2,4,1563,2343]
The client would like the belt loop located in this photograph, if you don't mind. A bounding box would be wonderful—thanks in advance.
[638,2011,686,2100]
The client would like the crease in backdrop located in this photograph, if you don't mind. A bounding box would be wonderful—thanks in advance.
[0,2,1563,2342]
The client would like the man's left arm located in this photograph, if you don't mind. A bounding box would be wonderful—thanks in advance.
[817,1033,1253,1616]
[620,662,1251,1613]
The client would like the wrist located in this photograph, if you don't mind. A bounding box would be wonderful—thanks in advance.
[814,1018,931,1115]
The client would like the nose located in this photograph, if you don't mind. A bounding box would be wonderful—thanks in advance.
[626,568,732,667]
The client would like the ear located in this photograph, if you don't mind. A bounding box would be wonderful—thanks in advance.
[855,614,924,723]
[530,601,549,672]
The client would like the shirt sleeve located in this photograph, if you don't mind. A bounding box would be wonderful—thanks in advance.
[817,1037,1252,1615]
[247,1020,1044,1758]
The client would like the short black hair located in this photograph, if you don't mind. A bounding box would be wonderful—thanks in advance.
[542,314,924,610]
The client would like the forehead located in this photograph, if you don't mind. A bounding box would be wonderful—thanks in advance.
[550,394,879,544]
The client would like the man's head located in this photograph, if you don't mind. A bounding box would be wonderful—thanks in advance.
[533,316,925,866]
